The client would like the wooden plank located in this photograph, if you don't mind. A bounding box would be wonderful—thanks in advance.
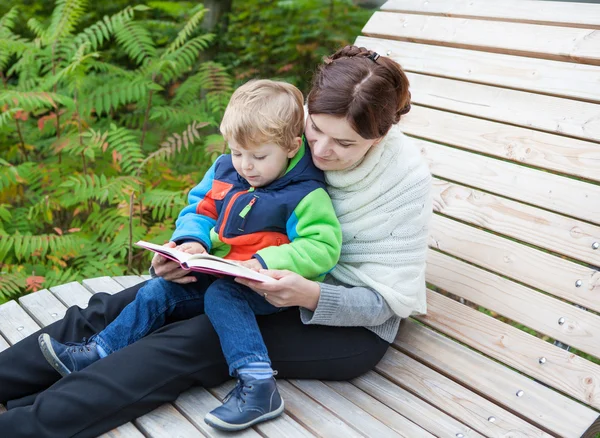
[406,73,600,143]
[278,380,364,438]
[395,105,600,181]
[430,215,600,313]
[18,289,66,327]
[355,37,600,104]
[210,381,316,438]
[396,319,599,438]
[418,137,600,225]
[134,404,203,438]
[98,422,145,438]
[432,178,600,267]
[0,301,41,344]
[174,387,263,438]
[289,380,411,437]
[112,275,146,289]
[353,371,484,438]
[427,249,600,358]
[375,347,552,437]
[49,281,92,309]
[381,0,600,29]
[419,290,600,410]
[363,12,600,65]
[141,275,152,281]
[0,333,10,352]
[318,380,437,437]
[82,276,126,295]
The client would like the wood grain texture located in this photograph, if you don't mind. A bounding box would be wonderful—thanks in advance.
[395,105,600,181]
[355,36,600,103]
[351,372,484,438]
[289,379,413,437]
[582,415,600,438]
[18,289,67,327]
[49,281,93,309]
[363,12,600,65]
[419,290,600,410]
[0,301,41,344]
[381,0,600,29]
[427,249,600,357]
[112,276,147,289]
[432,178,600,267]
[376,347,551,437]
[395,319,599,438]
[97,422,145,438]
[82,276,127,295]
[430,214,600,313]
[0,334,9,352]
[321,380,437,437]
[418,137,600,225]
[406,73,600,143]
[134,404,203,438]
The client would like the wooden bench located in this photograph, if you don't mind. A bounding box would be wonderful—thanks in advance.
[2,0,600,436]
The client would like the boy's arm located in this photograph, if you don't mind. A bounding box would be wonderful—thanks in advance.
[253,188,342,280]
[170,156,224,252]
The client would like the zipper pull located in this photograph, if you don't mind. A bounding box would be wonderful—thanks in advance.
[239,197,257,219]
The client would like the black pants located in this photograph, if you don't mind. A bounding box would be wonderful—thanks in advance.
[0,281,390,438]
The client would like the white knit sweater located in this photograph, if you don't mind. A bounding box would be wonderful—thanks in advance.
[324,125,432,318]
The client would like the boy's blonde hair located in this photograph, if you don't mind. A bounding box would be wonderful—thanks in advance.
[220,79,304,150]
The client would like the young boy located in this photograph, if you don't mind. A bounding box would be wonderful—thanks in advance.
[38,79,342,431]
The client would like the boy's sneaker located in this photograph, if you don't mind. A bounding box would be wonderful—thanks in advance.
[204,375,284,431]
[38,333,101,377]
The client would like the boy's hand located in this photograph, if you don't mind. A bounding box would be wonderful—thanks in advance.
[238,259,263,271]
[176,241,207,255]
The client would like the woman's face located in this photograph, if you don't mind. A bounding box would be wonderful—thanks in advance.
[305,114,380,171]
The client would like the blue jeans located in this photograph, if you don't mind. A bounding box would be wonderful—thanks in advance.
[95,274,214,354]
[204,278,284,376]
[96,276,282,376]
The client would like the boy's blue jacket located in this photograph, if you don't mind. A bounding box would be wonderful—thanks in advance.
[170,143,342,280]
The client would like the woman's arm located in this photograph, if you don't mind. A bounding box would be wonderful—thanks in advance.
[235,270,395,328]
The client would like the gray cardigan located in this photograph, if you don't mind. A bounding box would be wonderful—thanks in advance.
[300,276,399,343]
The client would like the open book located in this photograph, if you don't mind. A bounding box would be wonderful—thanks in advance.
[136,240,274,283]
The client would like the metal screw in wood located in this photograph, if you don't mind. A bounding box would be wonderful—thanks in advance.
[539,357,547,364]
[488,416,496,423]
[558,317,566,325]
[516,390,524,397]
[592,242,599,250]
[575,279,583,287]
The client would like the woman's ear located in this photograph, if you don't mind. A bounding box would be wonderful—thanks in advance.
[287,136,303,158]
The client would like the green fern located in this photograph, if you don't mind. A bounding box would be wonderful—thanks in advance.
[164,5,207,55]
[0,90,75,112]
[142,188,186,221]
[0,273,25,300]
[114,20,157,65]
[0,232,83,262]
[58,174,138,206]
[46,0,88,43]
[81,79,162,117]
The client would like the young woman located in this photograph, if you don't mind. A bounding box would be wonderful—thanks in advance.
[0,45,431,438]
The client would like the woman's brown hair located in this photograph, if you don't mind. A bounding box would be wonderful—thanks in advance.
[307,45,411,139]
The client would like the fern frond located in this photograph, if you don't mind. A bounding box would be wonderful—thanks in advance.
[0,7,19,35]
[149,105,216,129]
[142,188,186,221]
[136,121,207,175]
[164,6,207,56]
[99,125,145,174]
[59,174,138,206]
[0,232,82,262]
[0,159,21,192]
[173,62,232,107]
[81,79,162,117]
[46,0,88,43]
[26,17,46,39]
[87,206,129,241]
[0,107,20,129]
[0,272,25,300]
[0,90,75,112]
[113,20,156,65]
[163,34,214,70]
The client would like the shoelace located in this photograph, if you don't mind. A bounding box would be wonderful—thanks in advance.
[223,380,253,405]
[64,337,92,353]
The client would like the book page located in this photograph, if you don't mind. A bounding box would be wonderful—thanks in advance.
[185,259,274,283]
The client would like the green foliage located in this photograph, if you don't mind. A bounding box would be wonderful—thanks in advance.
[0,1,232,302]
[216,0,373,93]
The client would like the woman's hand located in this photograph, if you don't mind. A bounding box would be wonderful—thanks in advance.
[151,241,197,284]
[235,269,321,310]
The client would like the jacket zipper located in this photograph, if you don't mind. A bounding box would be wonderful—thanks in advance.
[219,189,248,240]
[238,196,257,231]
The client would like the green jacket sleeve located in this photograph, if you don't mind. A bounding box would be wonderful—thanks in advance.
[254,188,342,281]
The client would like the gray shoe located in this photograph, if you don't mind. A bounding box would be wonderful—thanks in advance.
[204,375,284,431]
[38,333,101,377]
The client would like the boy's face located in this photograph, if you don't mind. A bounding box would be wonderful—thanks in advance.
[229,138,301,188]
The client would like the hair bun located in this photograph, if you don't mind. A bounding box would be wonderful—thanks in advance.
[325,45,375,64]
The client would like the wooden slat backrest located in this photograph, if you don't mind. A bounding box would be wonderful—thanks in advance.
[358,1,600,436]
